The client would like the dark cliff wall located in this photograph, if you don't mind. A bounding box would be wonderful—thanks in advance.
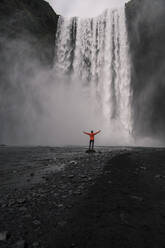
[126,0,165,140]
[0,0,59,65]
[0,0,59,144]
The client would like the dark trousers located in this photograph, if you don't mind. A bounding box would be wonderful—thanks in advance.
[89,140,94,150]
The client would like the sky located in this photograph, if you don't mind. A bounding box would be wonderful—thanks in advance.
[46,0,130,17]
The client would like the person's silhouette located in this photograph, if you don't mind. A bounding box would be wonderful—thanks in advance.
[83,130,101,151]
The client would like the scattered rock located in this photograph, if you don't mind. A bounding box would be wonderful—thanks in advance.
[15,240,27,248]
[33,220,41,225]
[58,204,64,208]
[120,213,126,223]
[131,195,143,202]
[19,207,27,212]
[80,175,86,179]
[17,199,26,204]
[66,204,73,209]
[74,190,82,195]
[68,175,75,179]
[69,161,78,165]
[1,203,7,208]
[155,174,165,179]
[155,174,161,179]
[54,193,59,197]
[70,244,76,248]
[32,242,39,247]
[8,199,16,207]
[58,221,67,227]
[24,214,31,219]
[0,231,8,241]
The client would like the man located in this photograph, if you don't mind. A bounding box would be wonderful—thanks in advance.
[83,130,101,151]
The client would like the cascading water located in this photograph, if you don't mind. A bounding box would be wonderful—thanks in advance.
[54,8,133,144]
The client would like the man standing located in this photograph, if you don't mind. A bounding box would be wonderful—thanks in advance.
[83,130,101,151]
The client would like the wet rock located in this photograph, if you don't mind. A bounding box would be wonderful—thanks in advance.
[58,220,67,227]
[68,190,73,195]
[58,204,64,208]
[32,242,39,247]
[78,185,84,190]
[69,161,78,165]
[62,195,67,199]
[33,220,41,225]
[1,203,7,208]
[68,175,75,179]
[80,175,86,179]
[105,171,111,174]
[66,204,73,209]
[0,231,8,241]
[131,195,143,202]
[120,212,126,223]
[19,206,27,212]
[15,240,27,248]
[24,214,31,219]
[74,190,82,195]
[17,199,26,204]
[54,193,59,197]
[8,199,16,207]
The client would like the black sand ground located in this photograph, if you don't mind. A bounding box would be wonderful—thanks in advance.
[1,146,165,248]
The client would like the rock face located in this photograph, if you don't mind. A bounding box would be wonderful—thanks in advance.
[126,0,165,139]
[0,0,59,145]
[0,0,59,65]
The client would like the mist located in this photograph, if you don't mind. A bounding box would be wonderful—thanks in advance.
[0,47,131,146]
[0,29,133,146]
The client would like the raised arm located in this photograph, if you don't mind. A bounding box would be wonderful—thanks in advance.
[93,130,101,135]
[83,131,91,136]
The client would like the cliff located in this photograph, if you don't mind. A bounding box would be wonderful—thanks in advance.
[126,0,165,139]
[0,0,59,144]
[0,0,59,65]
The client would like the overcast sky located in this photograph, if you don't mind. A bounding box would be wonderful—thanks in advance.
[46,0,130,17]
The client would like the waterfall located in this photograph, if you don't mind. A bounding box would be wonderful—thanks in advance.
[54,8,132,143]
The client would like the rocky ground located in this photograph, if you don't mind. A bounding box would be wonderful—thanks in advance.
[1,146,165,248]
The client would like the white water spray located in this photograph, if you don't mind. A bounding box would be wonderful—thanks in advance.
[55,8,133,145]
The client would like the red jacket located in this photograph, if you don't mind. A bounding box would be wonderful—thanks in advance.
[83,131,101,140]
